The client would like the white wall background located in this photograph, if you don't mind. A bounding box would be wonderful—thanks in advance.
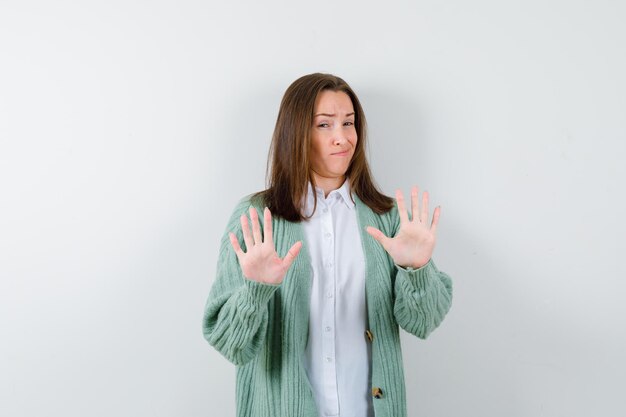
[1,0,625,416]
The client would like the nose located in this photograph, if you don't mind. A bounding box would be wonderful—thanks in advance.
[333,130,348,145]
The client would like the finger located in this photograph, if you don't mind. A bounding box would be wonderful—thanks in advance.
[431,206,441,235]
[395,189,409,224]
[366,226,391,252]
[410,185,419,222]
[229,232,245,259]
[263,207,273,245]
[281,241,302,270]
[249,207,262,244]
[240,214,254,250]
[421,190,429,224]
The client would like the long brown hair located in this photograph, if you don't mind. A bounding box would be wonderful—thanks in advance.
[254,73,393,222]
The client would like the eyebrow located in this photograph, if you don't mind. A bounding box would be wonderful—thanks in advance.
[314,112,355,118]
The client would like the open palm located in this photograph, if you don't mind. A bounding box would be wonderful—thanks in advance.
[229,207,302,285]
[366,186,440,269]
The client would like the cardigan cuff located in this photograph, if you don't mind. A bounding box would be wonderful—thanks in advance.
[395,258,433,272]
[243,278,280,308]
[395,259,437,291]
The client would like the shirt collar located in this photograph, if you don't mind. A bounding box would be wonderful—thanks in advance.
[305,178,355,212]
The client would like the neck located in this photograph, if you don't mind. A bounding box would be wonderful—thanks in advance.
[311,172,346,197]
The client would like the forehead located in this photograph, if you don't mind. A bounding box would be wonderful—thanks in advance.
[314,90,354,113]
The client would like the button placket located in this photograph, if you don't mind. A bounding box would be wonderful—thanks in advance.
[320,197,338,415]
[301,184,370,417]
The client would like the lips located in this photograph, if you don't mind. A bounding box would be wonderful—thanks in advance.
[331,150,350,156]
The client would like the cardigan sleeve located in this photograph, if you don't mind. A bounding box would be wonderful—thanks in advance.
[393,259,453,339]
[202,197,279,366]
[386,204,453,339]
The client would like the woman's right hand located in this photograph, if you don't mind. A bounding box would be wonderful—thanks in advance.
[229,207,302,285]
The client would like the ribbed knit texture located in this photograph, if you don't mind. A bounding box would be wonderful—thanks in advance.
[203,194,453,417]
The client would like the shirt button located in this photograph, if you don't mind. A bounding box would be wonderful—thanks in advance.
[372,387,383,399]
[322,208,328,213]
[325,357,332,362]
[365,330,374,342]
[327,292,333,298]
[325,262,333,268]
[324,232,332,239]
[325,326,331,332]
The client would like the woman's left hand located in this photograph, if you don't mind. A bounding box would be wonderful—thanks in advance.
[366,186,440,269]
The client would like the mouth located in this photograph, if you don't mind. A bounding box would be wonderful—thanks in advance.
[331,150,350,157]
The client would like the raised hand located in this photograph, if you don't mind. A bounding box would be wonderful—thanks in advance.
[366,186,440,269]
[229,207,302,285]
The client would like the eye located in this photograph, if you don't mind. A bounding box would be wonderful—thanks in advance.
[344,121,354,126]
[317,122,329,128]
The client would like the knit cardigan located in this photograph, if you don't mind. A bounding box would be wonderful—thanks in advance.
[202,193,453,417]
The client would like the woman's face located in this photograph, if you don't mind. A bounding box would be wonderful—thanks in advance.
[310,90,357,185]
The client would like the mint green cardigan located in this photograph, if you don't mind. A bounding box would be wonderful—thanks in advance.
[202,194,453,417]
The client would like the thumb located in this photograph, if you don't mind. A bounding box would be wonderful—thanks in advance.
[281,241,302,270]
[366,226,391,251]
[229,232,245,260]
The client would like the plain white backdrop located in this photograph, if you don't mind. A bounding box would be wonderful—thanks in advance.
[1,1,625,416]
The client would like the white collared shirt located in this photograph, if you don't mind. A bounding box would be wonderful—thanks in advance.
[302,180,373,417]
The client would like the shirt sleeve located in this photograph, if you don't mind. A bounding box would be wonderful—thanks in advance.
[202,198,279,365]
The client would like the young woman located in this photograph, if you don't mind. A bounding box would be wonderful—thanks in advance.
[203,73,453,417]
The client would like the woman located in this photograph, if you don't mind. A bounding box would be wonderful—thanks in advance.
[203,73,453,417]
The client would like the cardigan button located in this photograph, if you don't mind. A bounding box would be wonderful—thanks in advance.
[365,329,373,342]
[372,387,383,399]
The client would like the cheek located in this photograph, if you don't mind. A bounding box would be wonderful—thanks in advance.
[309,140,324,166]
[311,133,328,154]
[350,133,358,150]
[347,127,358,146]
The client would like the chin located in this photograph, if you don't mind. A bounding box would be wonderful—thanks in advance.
[330,168,349,177]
